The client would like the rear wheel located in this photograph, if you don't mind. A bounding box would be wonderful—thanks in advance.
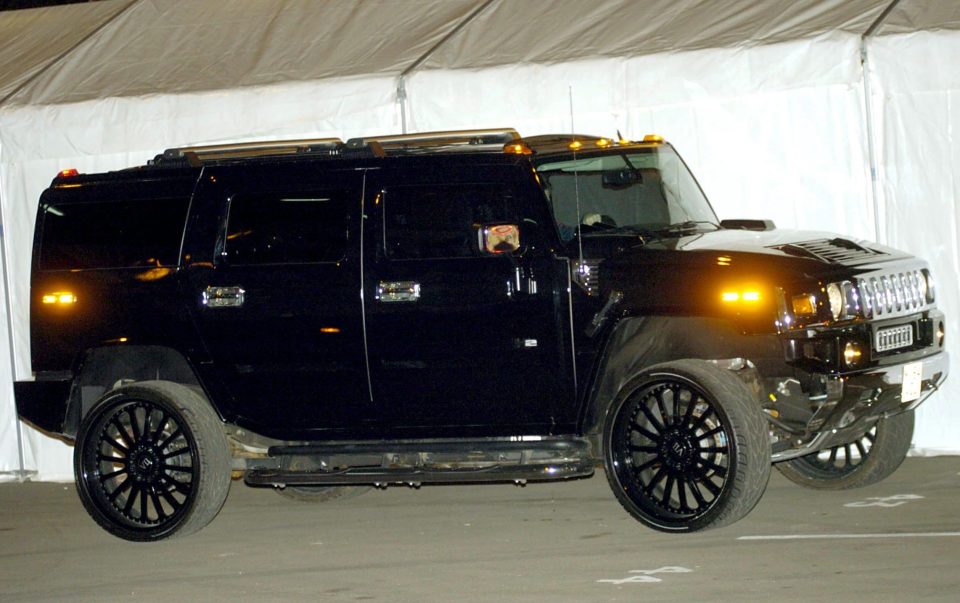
[776,410,914,490]
[603,360,771,532]
[74,381,231,541]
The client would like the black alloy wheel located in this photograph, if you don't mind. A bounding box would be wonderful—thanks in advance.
[776,410,915,490]
[75,381,230,541]
[604,360,770,532]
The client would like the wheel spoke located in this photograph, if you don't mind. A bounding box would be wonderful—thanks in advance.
[149,487,167,521]
[158,428,182,450]
[676,478,691,512]
[152,412,169,441]
[696,458,728,478]
[844,444,853,467]
[655,390,671,427]
[827,446,838,465]
[688,478,708,507]
[111,418,134,447]
[662,475,676,508]
[158,484,182,512]
[698,476,722,496]
[631,457,659,473]
[139,485,149,520]
[107,477,133,502]
[161,474,192,495]
[643,466,668,495]
[699,446,728,455]
[99,467,126,482]
[690,406,715,431]
[105,437,129,454]
[681,394,699,425]
[97,453,127,464]
[638,403,665,433]
[163,447,190,460]
[123,484,140,515]
[127,407,142,442]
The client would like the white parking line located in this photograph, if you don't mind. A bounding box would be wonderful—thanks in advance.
[738,532,960,541]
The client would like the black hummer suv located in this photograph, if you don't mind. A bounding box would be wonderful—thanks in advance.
[16,129,948,541]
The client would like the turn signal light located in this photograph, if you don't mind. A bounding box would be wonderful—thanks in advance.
[42,291,77,305]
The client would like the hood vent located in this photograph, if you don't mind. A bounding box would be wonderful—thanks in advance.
[772,238,885,264]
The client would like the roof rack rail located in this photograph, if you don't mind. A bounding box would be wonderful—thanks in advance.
[150,138,344,166]
[345,128,519,152]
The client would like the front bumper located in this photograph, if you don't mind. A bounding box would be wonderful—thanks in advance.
[770,349,948,461]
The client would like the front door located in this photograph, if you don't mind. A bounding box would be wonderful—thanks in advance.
[363,166,576,436]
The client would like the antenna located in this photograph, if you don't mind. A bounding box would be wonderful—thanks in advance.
[569,87,585,271]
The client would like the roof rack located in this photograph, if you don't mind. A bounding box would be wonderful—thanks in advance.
[150,138,344,166]
[345,128,519,154]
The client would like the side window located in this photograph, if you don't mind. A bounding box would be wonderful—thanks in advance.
[39,197,189,270]
[224,190,350,265]
[383,184,519,260]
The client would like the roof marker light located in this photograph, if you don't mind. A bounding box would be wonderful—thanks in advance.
[58,168,79,178]
[504,142,532,155]
[568,140,583,151]
[643,134,664,144]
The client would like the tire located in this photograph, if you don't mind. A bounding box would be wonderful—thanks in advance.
[775,410,914,490]
[603,359,771,532]
[74,381,231,541]
[276,485,372,503]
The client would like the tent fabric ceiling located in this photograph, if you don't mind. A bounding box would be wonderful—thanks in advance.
[0,0,130,102]
[2,0,956,110]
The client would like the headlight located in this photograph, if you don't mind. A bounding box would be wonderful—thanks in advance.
[826,281,860,321]
[826,283,843,320]
[921,268,935,303]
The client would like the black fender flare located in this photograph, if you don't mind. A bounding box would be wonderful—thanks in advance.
[579,315,781,438]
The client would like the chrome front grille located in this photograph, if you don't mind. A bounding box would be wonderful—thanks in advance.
[857,268,931,319]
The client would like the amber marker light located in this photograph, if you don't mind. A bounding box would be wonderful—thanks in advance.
[503,142,532,155]
[58,168,79,178]
[596,138,611,148]
[42,291,77,305]
[721,289,762,304]
[320,327,341,334]
[643,134,665,143]
[568,140,583,151]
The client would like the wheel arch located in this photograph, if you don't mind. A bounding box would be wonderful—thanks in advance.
[580,315,779,439]
[63,345,218,437]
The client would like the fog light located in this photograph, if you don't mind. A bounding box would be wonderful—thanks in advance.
[843,342,863,368]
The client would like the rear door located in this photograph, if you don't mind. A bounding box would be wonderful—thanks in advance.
[363,162,576,435]
[184,164,371,436]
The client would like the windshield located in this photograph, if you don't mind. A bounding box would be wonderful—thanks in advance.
[535,146,717,237]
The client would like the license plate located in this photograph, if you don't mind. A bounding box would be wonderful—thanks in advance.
[901,361,923,403]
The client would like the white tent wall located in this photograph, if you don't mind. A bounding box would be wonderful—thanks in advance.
[869,29,960,454]
[408,32,876,246]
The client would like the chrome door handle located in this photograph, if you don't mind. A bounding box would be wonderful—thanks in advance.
[202,286,245,308]
[377,281,420,303]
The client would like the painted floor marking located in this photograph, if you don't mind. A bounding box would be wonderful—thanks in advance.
[738,532,960,541]
[844,493,924,508]
[597,566,693,585]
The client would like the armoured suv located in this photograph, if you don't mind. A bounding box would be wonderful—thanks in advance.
[15,129,948,541]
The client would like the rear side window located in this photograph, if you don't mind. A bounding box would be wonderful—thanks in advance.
[383,184,519,260]
[224,190,351,265]
[39,198,189,270]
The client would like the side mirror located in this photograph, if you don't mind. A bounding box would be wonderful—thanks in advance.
[478,223,521,254]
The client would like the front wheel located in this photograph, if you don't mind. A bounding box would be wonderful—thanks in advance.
[603,360,771,532]
[775,410,914,490]
[74,381,231,541]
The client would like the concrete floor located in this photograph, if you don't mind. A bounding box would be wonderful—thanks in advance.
[1,457,959,602]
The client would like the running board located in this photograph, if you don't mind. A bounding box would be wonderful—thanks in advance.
[267,438,590,457]
[245,459,595,487]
